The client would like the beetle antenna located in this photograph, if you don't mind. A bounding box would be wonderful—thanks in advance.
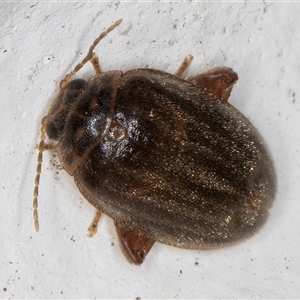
[33,116,48,232]
[33,19,122,232]
[60,19,123,90]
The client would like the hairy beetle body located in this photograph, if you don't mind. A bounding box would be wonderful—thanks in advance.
[34,20,276,265]
[46,69,275,256]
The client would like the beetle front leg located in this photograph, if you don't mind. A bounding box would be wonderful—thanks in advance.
[90,53,101,74]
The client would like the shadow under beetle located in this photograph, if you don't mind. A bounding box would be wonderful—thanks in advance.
[33,19,276,265]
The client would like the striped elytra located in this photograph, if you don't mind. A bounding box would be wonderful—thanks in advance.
[34,20,276,265]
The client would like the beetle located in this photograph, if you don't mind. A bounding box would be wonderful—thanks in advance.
[33,19,276,265]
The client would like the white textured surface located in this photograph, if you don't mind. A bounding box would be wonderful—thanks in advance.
[1,2,300,299]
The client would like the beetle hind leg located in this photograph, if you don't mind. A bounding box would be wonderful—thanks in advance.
[114,222,155,265]
[186,67,238,101]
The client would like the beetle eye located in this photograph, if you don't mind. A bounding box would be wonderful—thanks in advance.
[67,79,87,91]
[46,121,58,140]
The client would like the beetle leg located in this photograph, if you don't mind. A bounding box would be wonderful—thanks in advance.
[90,53,101,74]
[186,67,238,101]
[87,210,102,237]
[175,55,194,77]
[114,223,155,265]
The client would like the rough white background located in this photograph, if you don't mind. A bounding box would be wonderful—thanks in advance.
[1,1,300,299]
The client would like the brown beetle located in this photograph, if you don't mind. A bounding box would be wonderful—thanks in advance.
[33,19,276,265]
